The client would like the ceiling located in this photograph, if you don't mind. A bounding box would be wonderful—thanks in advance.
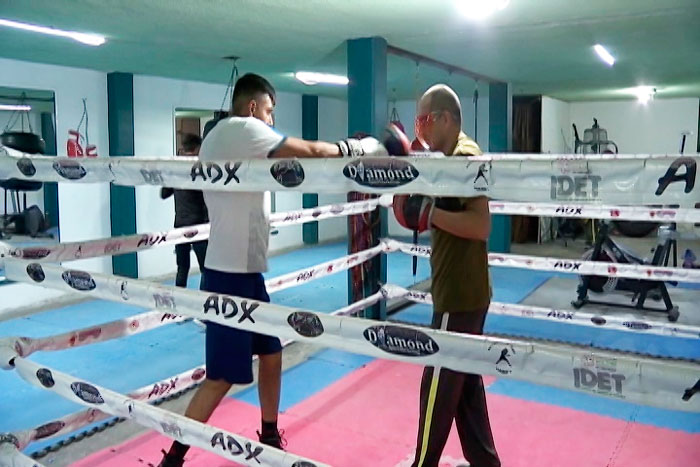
[0,0,699,101]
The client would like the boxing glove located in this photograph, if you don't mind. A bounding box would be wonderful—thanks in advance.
[393,194,434,233]
[337,123,411,157]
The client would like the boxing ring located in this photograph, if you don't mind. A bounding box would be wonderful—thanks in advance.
[0,146,698,466]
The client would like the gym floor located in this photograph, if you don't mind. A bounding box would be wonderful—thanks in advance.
[1,235,699,466]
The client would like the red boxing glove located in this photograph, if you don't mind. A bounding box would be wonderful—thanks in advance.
[411,138,428,151]
[393,194,434,233]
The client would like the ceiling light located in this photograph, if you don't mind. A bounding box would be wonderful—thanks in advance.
[295,72,349,86]
[0,104,31,111]
[0,18,105,46]
[593,44,615,66]
[455,0,510,20]
[633,86,656,104]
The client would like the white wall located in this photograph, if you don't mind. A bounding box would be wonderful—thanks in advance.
[0,58,111,311]
[570,98,699,236]
[541,96,572,154]
[569,98,699,155]
[317,96,349,243]
[542,96,699,155]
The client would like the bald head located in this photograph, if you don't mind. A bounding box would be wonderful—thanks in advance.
[419,84,462,127]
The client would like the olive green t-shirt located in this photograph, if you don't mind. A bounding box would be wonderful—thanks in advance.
[430,132,491,313]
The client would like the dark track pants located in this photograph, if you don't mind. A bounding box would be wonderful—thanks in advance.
[175,240,207,288]
[412,310,500,467]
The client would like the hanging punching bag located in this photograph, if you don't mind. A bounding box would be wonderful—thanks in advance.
[1,131,45,155]
[202,110,229,139]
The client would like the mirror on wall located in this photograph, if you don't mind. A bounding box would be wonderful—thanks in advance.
[0,86,57,283]
[174,108,215,152]
[0,86,58,240]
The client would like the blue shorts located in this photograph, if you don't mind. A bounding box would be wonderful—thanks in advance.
[200,268,282,384]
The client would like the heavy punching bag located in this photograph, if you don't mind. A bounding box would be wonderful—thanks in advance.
[1,131,45,155]
[202,110,229,139]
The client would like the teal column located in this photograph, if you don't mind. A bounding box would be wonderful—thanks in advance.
[347,37,388,320]
[488,82,512,253]
[108,72,138,278]
[40,112,59,232]
[302,94,319,245]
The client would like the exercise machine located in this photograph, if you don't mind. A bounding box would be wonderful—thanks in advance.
[572,222,680,322]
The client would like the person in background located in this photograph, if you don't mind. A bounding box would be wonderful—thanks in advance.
[160,133,208,288]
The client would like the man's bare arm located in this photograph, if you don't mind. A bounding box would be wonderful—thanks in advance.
[269,137,341,158]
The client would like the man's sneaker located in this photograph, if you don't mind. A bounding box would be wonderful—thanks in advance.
[157,449,185,467]
[257,429,287,450]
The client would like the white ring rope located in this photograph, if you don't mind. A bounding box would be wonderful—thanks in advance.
[3,258,698,412]
[264,240,700,340]
[0,441,41,467]
[7,233,695,344]
[384,239,700,284]
[380,284,700,340]
[5,365,206,451]
[270,194,393,226]
[490,201,700,224]
[3,234,695,355]
[7,310,186,357]
[3,197,389,264]
[1,147,697,204]
[266,243,385,293]
[4,196,698,269]
[0,354,326,467]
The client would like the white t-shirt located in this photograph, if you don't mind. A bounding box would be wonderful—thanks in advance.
[198,117,286,273]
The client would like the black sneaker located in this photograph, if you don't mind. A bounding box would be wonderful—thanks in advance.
[257,429,287,450]
[157,449,185,467]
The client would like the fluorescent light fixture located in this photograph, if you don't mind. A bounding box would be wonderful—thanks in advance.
[0,104,31,111]
[295,72,348,86]
[455,0,510,20]
[633,86,656,104]
[0,18,105,46]
[593,44,615,66]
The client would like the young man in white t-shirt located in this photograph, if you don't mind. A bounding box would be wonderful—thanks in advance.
[159,73,409,466]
